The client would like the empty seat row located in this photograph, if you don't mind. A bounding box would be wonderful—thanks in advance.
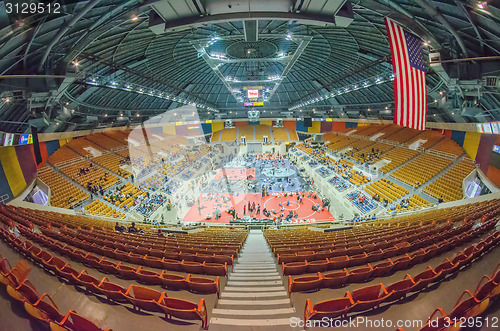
[283,221,496,276]
[289,228,498,296]
[1,229,208,329]
[276,225,447,263]
[0,249,110,330]
[27,227,229,277]
[303,234,499,328]
[404,263,500,331]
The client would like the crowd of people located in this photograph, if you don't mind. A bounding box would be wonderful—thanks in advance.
[354,147,384,165]
[135,193,166,216]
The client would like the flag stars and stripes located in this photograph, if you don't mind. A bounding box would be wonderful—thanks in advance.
[385,18,428,131]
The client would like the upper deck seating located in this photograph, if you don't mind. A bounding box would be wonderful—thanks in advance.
[378,148,419,173]
[38,167,89,209]
[424,159,475,202]
[391,154,453,188]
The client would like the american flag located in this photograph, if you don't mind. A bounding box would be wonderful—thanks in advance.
[385,18,427,131]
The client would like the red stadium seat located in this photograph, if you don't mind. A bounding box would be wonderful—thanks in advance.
[72,270,100,293]
[186,275,220,297]
[321,269,350,288]
[96,258,120,274]
[6,279,39,303]
[24,293,65,326]
[288,273,322,296]
[123,285,163,313]
[366,249,384,263]
[434,258,459,280]
[448,290,489,319]
[157,295,208,330]
[304,298,353,324]
[349,252,369,266]
[50,310,111,331]
[346,283,390,312]
[161,259,182,271]
[369,259,394,278]
[161,273,188,290]
[326,256,349,270]
[115,264,140,279]
[137,268,164,285]
[474,275,500,301]
[307,259,329,272]
[408,248,426,265]
[277,253,298,264]
[182,260,204,274]
[407,268,441,292]
[0,259,31,287]
[94,279,128,303]
[203,262,227,276]
[391,254,413,271]
[282,261,308,276]
[348,265,373,283]
[384,278,415,302]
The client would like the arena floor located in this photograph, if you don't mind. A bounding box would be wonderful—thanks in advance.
[183,153,335,223]
[184,192,335,223]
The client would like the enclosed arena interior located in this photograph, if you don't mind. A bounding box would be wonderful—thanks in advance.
[0,0,500,330]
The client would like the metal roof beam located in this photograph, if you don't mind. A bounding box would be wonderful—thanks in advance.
[413,0,468,56]
[38,0,102,71]
[162,11,337,32]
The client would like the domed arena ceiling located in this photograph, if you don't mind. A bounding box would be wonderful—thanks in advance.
[0,0,499,133]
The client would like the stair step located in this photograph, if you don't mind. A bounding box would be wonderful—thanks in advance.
[227,280,283,286]
[224,286,285,292]
[232,268,278,272]
[220,291,288,298]
[229,275,281,280]
[231,272,279,276]
[212,308,295,316]
[210,317,294,326]
[234,262,275,266]
[217,299,291,306]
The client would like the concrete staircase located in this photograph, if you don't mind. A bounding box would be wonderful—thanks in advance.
[210,230,298,329]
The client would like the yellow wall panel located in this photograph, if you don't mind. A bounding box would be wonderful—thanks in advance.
[59,139,67,147]
[212,122,224,132]
[308,121,321,133]
[463,132,481,159]
[260,121,272,126]
[0,146,27,196]
[163,125,176,135]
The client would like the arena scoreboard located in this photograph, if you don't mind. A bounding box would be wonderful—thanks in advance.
[243,86,264,107]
